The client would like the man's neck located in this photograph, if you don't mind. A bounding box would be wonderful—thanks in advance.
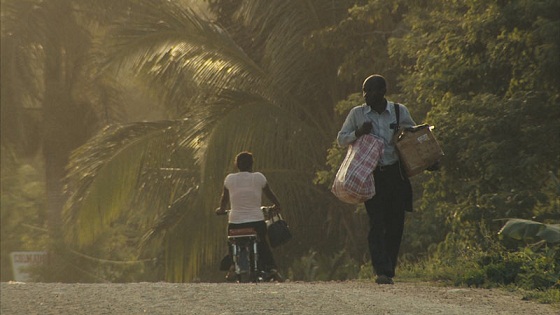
[370,99,387,114]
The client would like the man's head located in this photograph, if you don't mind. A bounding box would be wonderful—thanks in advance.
[362,74,387,106]
[235,151,253,172]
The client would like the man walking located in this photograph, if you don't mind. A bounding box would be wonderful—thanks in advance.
[337,74,415,284]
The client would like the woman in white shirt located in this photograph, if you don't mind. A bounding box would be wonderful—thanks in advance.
[216,151,282,280]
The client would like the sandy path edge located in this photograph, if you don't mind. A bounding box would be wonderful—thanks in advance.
[2,281,558,315]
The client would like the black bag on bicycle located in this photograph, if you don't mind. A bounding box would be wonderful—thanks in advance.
[219,254,233,271]
[267,212,292,248]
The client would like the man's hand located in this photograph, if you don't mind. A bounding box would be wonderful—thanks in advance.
[215,207,227,215]
[356,122,373,137]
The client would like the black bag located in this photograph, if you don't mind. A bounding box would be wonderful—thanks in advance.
[219,254,232,271]
[267,212,292,248]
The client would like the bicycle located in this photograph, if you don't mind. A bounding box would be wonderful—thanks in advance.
[216,206,282,283]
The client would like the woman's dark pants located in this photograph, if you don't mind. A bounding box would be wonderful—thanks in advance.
[228,220,277,271]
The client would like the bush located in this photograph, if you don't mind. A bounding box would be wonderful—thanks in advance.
[402,232,559,293]
[288,250,362,281]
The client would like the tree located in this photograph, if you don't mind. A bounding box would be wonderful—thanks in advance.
[304,0,410,95]
[0,151,47,280]
[312,0,426,262]
[63,0,362,281]
[313,0,560,266]
[389,0,560,253]
[1,0,131,280]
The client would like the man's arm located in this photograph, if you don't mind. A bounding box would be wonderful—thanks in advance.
[399,104,416,128]
[337,109,358,147]
[337,108,371,147]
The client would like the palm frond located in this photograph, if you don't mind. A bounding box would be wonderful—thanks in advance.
[64,119,201,246]
[63,0,357,281]
[140,185,198,248]
[103,1,267,112]
[200,96,333,226]
[235,1,343,106]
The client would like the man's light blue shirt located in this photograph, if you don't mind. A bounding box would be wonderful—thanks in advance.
[337,101,416,166]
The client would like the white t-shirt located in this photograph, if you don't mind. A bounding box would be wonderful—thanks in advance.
[224,171,267,224]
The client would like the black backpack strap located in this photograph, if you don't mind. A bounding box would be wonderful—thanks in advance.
[394,103,401,133]
[393,102,408,181]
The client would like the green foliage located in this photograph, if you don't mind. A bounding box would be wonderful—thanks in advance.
[474,246,559,290]
[288,250,320,281]
[3,0,559,287]
[1,0,131,282]
[0,150,161,282]
[499,219,560,244]
[357,262,375,280]
[62,0,363,282]
[401,237,559,297]
[523,288,560,305]
[388,0,560,264]
[0,152,47,280]
[461,268,487,288]
[288,250,362,281]
[32,222,161,283]
[439,234,559,291]
[305,0,409,88]
[515,247,559,291]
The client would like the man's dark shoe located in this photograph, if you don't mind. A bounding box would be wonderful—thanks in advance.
[375,275,394,285]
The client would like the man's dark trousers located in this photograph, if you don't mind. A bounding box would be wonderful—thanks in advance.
[365,162,412,278]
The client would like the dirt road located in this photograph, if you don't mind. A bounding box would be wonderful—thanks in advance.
[1,280,558,314]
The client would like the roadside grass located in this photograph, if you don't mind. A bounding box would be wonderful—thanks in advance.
[521,288,560,305]
[396,259,560,306]
[287,248,559,306]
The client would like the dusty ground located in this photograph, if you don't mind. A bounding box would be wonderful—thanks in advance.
[1,280,558,315]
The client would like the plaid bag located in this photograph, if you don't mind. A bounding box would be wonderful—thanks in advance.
[331,134,384,204]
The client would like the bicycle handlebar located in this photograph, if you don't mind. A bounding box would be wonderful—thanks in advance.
[215,206,278,216]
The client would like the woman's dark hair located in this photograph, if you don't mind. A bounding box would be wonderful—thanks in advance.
[235,151,253,171]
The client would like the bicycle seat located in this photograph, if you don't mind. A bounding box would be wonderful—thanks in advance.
[228,227,257,239]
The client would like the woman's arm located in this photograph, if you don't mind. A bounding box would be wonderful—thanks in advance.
[263,184,281,211]
[216,187,230,215]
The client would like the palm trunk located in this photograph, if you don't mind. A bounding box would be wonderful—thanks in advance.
[44,149,67,239]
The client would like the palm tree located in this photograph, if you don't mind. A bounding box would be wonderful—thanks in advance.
[64,0,360,281]
[1,0,126,237]
[1,0,143,281]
